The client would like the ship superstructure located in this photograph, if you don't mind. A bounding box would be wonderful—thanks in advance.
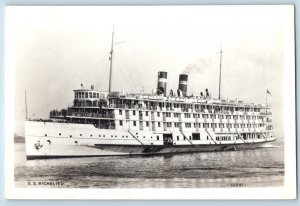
[24,30,275,159]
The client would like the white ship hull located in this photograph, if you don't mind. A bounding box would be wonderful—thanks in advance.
[25,121,276,160]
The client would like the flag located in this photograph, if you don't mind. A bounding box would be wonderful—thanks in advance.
[267,89,271,96]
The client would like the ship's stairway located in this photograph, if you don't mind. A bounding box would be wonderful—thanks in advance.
[128,130,144,146]
[236,132,247,143]
[206,130,217,144]
[258,129,269,141]
[179,130,195,146]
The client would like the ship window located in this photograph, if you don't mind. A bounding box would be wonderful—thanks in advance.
[99,135,101,137]
[120,120,123,126]
[89,92,92,98]
[184,113,191,118]
[59,133,61,136]
[93,93,96,98]
[115,135,117,137]
[97,93,99,98]
[111,135,113,137]
[70,135,72,137]
[146,122,149,127]
[45,134,47,136]
[122,136,124,138]
[157,136,159,140]
[136,132,138,135]
[103,135,105,137]
[174,122,180,127]
[189,136,191,140]
[119,110,122,115]
[85,92,88,98]
[146,111,148,116]
[158,122,161,127]
[80,134,82,136]
[133,111,136,116]
[90,134,93,137]
[177,136,179,140]
[126,136,128,138]
[133,121,136,126]
[143,136,145,138]
[157,112,160,117]
[75,141,78,143]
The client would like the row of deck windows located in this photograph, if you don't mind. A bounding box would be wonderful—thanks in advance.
[118,110,260,120]
[45,133,261,141]
[75,92,100,99]
[112,99,262,112]
[48,133,162,140]
[216,136,232,141]
[121,121,264,128]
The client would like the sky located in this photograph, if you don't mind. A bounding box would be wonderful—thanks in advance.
[5,6,294,137]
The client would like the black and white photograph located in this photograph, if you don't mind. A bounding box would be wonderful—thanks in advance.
[5,5,296,199]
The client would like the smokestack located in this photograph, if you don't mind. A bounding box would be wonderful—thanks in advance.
[178,74,188,97]
[157,71,167,96]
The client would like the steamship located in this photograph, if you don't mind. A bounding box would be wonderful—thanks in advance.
[25,31,275,160]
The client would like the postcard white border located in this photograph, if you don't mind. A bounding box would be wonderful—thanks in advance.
[4,5,297,199]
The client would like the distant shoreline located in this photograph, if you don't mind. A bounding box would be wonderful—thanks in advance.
[14,134,25,143]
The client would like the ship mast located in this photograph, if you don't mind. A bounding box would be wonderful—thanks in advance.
[218,46,223,100]
[108,26,114,94]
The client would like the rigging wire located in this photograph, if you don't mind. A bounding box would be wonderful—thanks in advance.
[114,54,140,91]
[30,50,107,117]
[116,45,145,89]
[114,48,143,91]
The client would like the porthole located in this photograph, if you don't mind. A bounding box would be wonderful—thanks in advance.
[143,136,145,138]
[75,141,78,143]
[103,135,105,137]
[90,134,93,137]
[80,134,82,136]
[111,135,113,137]
[70,135,72,138]
[45,134,47,137]
[99,135,101,137]
[115,135,117,138]
[59,133,61,136]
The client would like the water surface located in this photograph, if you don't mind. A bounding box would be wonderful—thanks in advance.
[14,141,284,188]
